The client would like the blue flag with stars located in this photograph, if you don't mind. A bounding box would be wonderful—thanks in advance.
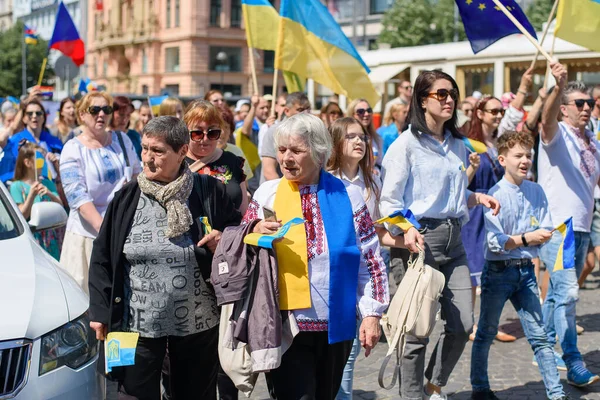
[456,0,537,53]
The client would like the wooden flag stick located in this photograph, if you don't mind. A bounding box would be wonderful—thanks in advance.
[270,69,279,117]
[529,0,559,70]
[491,0,554,63]
[242,7,259,94]
[543,35,558,91]
[37,57,48,87]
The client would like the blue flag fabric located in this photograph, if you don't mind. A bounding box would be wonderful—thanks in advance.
[455,0,537,53]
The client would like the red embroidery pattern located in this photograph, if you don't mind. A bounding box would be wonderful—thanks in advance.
[242,199,260,224]
[354,204,377,243]
[297,319,328,332]
[301,187,325,261]
[364,248,386,303]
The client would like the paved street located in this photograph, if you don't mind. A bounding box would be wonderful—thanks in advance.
[247,270,600,399]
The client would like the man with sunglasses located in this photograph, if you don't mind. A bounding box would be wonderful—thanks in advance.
[383,79,413,116]
[537,62,600,387]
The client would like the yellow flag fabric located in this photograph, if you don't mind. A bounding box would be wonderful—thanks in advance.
[234,128,261,172]
[556,0,600,53]
[273,178,311,310]
[242,0,280,51]
[283,71,305,93]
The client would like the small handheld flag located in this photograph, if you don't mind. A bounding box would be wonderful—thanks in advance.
[24,25,38,45]
[551,217,575,272]
[244,217,304,249]
[105,332,139,373]
[461,136,487,154]
[78,78,98,94]
[148,95,169,117]
[376,209,421,232]
[49,2,85,66]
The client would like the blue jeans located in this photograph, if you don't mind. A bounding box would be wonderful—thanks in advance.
[336,326,361,399]
[540,231,589,368]
[471,260,564,399]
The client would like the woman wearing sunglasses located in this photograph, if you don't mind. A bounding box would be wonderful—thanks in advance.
[0,98,63,183]
[111,96,143,160]
[185,100,249,214]
[347,99,383,172]
[380,70,500,400]
[59,92,141,293]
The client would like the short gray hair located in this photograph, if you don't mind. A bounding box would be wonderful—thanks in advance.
[562,81,589,104]
[286,92,311,109]
[142,116,189,151]
[274,113,332,167]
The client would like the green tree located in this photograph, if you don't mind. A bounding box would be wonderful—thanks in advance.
[432,0,466,44]
[526,0,555,31]
[0,22,55,97]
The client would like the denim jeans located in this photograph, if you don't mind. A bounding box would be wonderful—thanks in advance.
[471,260,565,399]
[400,218,473,399]
[540,231,589,368]
[336,326,361,400]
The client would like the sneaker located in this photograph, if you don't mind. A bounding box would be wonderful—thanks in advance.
[567,363,600,387]
[471,390,500,400]
[424,389,448,400]
[532,351,567,371]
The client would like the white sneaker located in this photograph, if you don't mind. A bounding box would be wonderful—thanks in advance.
[424,390,448,400]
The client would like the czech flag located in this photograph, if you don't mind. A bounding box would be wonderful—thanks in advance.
[105,332,139,373]
[377,209,421,232]
[244,217,304,249]
[24,25,38,45]
[462,136,487,154]
[552,217,576,272]
[49,2,85,66]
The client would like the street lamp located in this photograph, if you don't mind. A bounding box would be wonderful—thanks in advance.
[216,51,228,92]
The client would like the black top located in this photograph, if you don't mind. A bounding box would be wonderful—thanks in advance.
[185,150,247,210]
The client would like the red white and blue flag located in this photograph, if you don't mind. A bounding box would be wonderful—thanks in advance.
[49,2,85,66]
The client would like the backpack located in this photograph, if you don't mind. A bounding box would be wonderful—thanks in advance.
[378,246,446,390]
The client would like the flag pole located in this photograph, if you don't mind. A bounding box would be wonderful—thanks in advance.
[242,6,259,94]
[270,69,278,117]
[490,0,554,63]
[528,0,559,70]
[21,32,27,97]
[37,57,48,87]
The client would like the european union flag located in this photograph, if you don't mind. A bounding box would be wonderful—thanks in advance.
[456,0,537,53]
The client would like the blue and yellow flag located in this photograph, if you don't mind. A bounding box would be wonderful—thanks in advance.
[377,209,421,232]
[148,95,168,117]
[456,0,537,54]
[24,25,38,45]
[461,136,487,154]
[244,217,304,249]
[105,332,139,373]
[242,0,279,51]
[552,217,575,272]
[275,0,379,106]
[556,0,600,53]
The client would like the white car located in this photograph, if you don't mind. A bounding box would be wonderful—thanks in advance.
[0,182,102,399]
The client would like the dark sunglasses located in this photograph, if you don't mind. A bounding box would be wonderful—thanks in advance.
[25,111,44,117]
[329,110,343,116]
[401,85,413,90]
[190,128,222,141]
[427,88,459,102]
[567,99,595,109]
[483,108,505,117]
[355,108,373,117]
[88,106,114,115]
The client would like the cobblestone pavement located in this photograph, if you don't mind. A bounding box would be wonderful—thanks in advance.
[246,271,600,400]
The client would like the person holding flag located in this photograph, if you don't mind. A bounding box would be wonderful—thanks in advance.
[537,63,600,387]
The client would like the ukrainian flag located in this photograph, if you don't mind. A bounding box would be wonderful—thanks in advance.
[244,217,304,249]
[148,95,168,117]
[105,332,139,373]
[461,136,487,154]
[552,217,576,272]
[275,0,379,106]
[24,25,38,45]
[377,209,421,232]
[242,0,279,51]
[556,0,600,53]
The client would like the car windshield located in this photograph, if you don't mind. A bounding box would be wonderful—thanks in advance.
[0,188,20,240]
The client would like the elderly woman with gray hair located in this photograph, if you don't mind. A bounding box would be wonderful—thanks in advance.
[88,116,241,399]
[242,113,389,399]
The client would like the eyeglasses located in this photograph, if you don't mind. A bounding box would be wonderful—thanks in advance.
[190,128,222,141]
[427,88,459,102]
[345,133,368,142]
[355,108,373,117]
[329,110,343,117]
[25,111,44,117]
[483,108,505,117]
[88,106,114,115]
[566,99,595,109]
[401,85,413,90]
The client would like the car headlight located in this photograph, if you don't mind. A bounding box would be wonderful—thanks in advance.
[39,312,98,375]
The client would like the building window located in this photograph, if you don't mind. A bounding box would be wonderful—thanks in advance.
[210,0,221,27]
[263,86,273,96]
[175,0,180,27]
[103,61,108,77]
[209,47,242,72]
[165,47,180,72]
[370,0,392,15]
[142,85,149,94]
[231,0,241,27]
[210,84,242,96]
[165,84,179,96]
[166,0,171,28]
[142,49,148,73]
[263,50,274,73]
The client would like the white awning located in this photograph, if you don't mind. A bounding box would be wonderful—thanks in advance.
[368,63,409,85]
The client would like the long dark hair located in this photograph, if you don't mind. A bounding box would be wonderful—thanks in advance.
[327,117,379,202]
[21,98,47,129]
[468,96,501,143]
[408,70,462,139]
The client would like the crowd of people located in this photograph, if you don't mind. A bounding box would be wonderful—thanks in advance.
[1,60,599,400]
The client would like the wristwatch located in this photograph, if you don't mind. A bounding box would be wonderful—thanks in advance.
[521,233,529,247]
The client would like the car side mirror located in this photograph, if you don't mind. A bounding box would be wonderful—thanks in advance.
[29,202,68,233]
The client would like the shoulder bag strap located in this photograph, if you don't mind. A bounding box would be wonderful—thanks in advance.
[115,131,130,168]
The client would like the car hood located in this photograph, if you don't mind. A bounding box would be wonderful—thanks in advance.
[0,232,89,340]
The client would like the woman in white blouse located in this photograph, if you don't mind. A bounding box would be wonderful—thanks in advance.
[59,92,141,294]
[380,70,500,400]
[242,113,389,399]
